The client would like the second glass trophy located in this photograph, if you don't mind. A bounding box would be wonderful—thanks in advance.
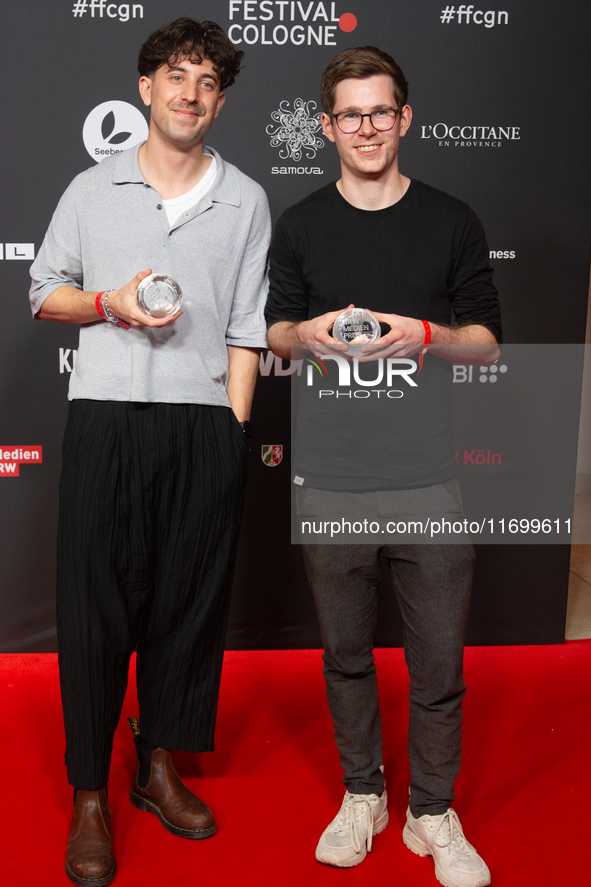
[333,308,380,353]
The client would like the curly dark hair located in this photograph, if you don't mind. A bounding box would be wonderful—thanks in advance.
[138,18,244,90]
[320,46,408,116]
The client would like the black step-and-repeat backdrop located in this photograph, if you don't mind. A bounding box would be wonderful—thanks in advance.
[1,1,589,652]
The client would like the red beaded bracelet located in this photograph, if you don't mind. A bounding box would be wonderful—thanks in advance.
[418,320,431,372]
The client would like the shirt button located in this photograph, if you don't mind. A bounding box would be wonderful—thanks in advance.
[156,204,162,210]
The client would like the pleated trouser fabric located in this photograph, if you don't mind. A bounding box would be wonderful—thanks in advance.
[57,400,248,790]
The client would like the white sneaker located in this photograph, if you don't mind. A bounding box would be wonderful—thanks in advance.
[315,790,388,868]
[403,807,491,887]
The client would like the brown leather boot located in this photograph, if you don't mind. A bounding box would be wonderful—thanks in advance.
[130,748,216,840]
[65,788,116,886]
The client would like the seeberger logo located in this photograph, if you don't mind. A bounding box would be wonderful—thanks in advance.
[420,123,520,148]
[83,101,148,163]
[228,2,357,47]
[0,446,43,478]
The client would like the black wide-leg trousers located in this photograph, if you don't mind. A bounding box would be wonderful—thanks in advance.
[57,400,248,790]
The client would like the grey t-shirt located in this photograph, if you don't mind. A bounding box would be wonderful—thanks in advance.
[30,146,270,406]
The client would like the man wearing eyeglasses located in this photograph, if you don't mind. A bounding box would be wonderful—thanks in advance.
[265,47,500,887]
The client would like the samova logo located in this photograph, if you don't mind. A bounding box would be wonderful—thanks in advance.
[267,98,325,166]
[0,446,42,478]
[83,101,148,162]
[306,355,418,398]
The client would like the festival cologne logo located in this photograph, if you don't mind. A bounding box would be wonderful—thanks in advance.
[83,101,148,163]
[0,446,43,478]
[262,445,283,466]
[228,3,357,47]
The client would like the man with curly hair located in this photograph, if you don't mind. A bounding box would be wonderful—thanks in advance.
[30,18,270,885]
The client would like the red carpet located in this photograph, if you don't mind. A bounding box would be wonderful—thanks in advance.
[2,644,590,886]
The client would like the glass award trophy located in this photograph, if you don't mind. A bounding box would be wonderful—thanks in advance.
[137,273,182,318]
[333,308,380,353]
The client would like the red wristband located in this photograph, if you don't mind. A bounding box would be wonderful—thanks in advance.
[95,292,106,319]
[418,320,431,372]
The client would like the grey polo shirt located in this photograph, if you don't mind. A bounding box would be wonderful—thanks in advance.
[29,146,270,406]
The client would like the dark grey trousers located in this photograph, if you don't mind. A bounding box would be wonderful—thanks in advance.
[300,483,475,817]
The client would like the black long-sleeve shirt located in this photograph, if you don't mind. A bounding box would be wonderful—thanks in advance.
[265,180,502,490]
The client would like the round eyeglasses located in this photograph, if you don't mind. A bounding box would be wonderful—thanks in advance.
[332,107,402,134]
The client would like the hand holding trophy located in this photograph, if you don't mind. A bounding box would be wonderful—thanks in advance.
[137,273,183,319]
[332,307,380,354]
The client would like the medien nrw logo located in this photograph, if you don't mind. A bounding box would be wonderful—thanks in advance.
[83,101,148,163]
[268,98,325,175]
[0,446,43,478]
[420,123,520,148]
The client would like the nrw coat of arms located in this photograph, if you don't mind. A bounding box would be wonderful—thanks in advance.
[261,445,283,467]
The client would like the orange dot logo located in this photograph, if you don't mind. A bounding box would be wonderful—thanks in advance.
[339,13,357,32]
